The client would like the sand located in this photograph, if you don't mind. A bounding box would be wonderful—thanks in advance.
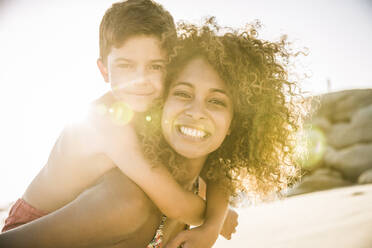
[214,184,372,248]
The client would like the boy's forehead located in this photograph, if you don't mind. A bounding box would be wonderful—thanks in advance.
[109,35,167,61]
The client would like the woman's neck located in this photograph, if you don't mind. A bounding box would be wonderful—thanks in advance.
[178,156,207,188]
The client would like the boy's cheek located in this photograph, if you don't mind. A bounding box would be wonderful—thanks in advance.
[110,73,132,85]
[152,76,165,96]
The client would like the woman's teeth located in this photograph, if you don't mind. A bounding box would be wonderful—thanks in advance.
[179,126,207,139]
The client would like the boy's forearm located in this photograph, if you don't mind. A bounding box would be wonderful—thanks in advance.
[131,165,207,226]
[110,146,206,225]
[168,187,206,226]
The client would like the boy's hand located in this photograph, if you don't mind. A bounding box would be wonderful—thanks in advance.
[165,225,219,248]
[220,209,238,240]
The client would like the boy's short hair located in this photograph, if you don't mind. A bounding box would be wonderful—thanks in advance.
[99,0,176,64]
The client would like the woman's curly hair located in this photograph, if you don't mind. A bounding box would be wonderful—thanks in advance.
[135,18,307,204]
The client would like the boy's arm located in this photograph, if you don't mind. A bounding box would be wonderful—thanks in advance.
[93,114,206,225]
[105,130,206,225]
[202,179,230,233]
[200,179,239,240]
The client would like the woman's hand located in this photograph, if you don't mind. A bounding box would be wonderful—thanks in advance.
[165,225,219,248]
[220,208,238,240]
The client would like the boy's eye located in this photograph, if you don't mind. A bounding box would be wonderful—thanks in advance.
[117,64,133,69]
[173,91,192,99]
[209,98,227,107]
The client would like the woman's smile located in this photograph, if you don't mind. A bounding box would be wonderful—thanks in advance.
[161,57,233,159]
[176,124,210,140]
[178,125,207,139]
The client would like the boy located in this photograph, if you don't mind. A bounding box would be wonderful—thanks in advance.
[1,0,237,247]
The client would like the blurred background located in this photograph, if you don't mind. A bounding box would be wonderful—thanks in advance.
[0,0,371,207]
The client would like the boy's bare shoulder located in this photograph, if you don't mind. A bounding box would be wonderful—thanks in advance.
[88,92,137,150]
[56,92,116,155]
[92,91,116,108]
[58,92,137,158]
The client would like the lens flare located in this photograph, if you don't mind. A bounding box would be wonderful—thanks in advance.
[296,126,327,169]
[108,101,134,126]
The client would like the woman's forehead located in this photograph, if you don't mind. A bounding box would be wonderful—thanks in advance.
[171,57,228,92]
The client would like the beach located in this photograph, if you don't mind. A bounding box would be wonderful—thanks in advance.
[215,184,372,248]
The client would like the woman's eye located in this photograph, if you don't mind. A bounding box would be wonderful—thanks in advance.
[209,99,227,107]
[150,64,164,70]
[173,91,192,99]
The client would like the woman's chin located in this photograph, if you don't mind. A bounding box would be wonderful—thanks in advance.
[173,147,208,161]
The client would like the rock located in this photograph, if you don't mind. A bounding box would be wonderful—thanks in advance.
[324,144,372,181]
[316,89,372,123]
[353,103,372,123]
[327,104,372,148]
[286,168,352,196]
[311,117,331,133]
[358,168,372,184]
[293,89,372,195]
[327,123,349,148]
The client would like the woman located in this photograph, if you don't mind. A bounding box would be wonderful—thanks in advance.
[0,20,304,248]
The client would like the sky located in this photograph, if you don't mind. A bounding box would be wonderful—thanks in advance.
[0,0,371,206]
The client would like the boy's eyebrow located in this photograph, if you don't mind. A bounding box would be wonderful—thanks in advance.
[114,58,132,63]
[113,58,166,63]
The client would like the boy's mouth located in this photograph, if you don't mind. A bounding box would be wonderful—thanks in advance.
[113,84,156,96]
[117,88,156,96]
[129,90,155,96]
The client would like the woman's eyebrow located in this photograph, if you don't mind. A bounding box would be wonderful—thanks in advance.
[210,88,227,95]
[151,59,166,63]
[172,82,194,88]
[210,88,231,98]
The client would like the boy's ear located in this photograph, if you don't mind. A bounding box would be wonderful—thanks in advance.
[97,59,109,83]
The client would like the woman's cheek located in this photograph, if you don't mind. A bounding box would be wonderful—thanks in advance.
[215,112,233,135]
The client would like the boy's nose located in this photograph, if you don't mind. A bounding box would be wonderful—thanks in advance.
[132,68,151,85]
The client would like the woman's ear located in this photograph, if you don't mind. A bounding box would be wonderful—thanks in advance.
[97,58,109,83]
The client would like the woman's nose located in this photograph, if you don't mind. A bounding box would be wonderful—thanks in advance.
[185,101,207,120]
